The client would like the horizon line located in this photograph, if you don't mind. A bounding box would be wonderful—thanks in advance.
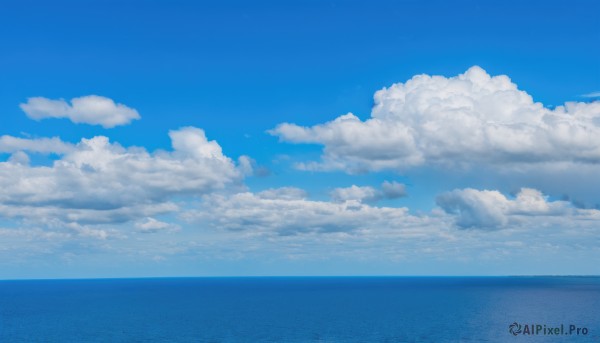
[1,275,599,282]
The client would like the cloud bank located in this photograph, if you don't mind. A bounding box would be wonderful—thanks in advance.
[270,66,600,173]
[20,95,141,128]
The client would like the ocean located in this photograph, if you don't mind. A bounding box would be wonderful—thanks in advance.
[0,277,598,342]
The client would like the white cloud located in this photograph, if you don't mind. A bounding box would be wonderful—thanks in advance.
[192,186,592,236]
[330,185,379,203]
[135,217,178,233]
[0,135,75,154]
[0,127,243,227]
[0,202,179,227]
[186,188,415,235]
[436,187,595,229]
[270,66,600,173]
[3,185,599,272]
[257,187,308,200]
[20,95,141,128]
[177,187,600,273]
[330,181,406,203]
[582,91,600,98]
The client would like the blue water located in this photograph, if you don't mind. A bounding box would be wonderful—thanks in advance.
[0,277,598,342]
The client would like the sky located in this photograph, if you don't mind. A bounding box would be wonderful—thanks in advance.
[0,0,599,278]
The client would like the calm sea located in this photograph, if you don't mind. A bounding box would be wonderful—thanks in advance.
[0,277,598,342]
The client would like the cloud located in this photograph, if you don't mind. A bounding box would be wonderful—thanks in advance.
[178,187,600,271]
[0,127,243,228]
[330,185,379,203]
[381,181,407,198]
[236,155,270,177]
[270,66,600,173]
[582,91,600,98]
[0,135,75,155]
[135,217,178,233]
[3,184,599,271]
[20,95,141,128]
[7,151,30,165]
[330,181,406,203]
[186,187,416,235]
[436,187,595,229]
[257,187,308,200]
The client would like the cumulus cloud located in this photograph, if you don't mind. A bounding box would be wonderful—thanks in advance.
[20,95,140,128]
[270,66,600,173]
[0,127,243,227]
[330,181,406,203]
[436,187,596,229]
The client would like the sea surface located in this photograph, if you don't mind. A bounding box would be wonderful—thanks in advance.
[0,277,598,342]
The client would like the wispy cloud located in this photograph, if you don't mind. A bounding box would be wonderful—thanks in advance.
[581,91,600,98]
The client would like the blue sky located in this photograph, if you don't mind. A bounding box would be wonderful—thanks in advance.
[0,0,599,278]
